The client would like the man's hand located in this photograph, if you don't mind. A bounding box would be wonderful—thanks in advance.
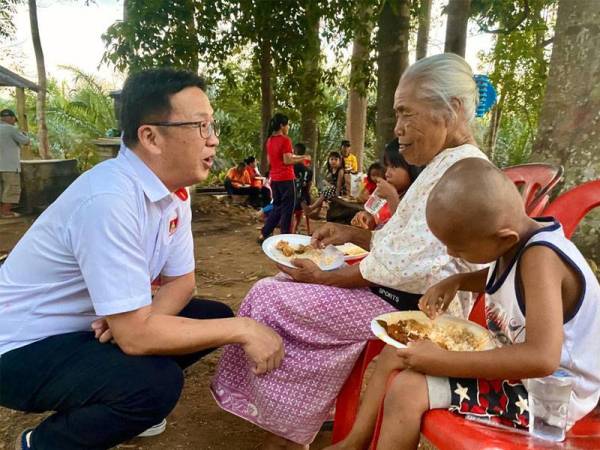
[91,318,114,344]
[276,259,324,284]
[311,222,352,248]
[240,318,284,375]
[418,277,461,319]
[351,211,376,230]
[396,340,447,372]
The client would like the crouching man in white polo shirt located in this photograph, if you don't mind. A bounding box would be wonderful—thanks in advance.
[0,68,284,450]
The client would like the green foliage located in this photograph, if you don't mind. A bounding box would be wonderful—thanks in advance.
[102,0,202,73]
[491,115,536,167]
[47,66,117,169]
[473,0,557,167]
[0,0,19,40]
[208,60,262,164]
[3,66,117,170]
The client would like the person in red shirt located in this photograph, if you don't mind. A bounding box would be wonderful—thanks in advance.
[359,162,385,201]
[224,162,264,208]
[259,113,310,242]
[244,156,271,205]
[244,156,262,188]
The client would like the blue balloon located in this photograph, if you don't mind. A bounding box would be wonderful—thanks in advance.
[474,74,497,117]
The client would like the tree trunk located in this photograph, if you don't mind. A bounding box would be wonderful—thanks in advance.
[375,0,410,158]
[258,36,273,175]
[298,0,320,159]
[531,0,600,189]
[532,0,600,265]
[28,0,49,159]
[15,87,34,160]
[485,101,502,160]
[183,0,199,73]
[416,0,432,60]
[345,9,374,172]
[444,0,471,57]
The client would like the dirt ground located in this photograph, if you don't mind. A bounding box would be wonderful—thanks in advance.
[0,194,334,450]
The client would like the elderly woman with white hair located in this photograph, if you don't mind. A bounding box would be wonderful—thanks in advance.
[211,53,490,449]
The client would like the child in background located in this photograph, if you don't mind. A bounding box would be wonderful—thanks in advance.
[303,151,345,219]
[256,170,273,221]
[293,143,313,212]
[328,158,600,450]
[357,162,385,202]
[340,140,357,174]
[352,139,421,230]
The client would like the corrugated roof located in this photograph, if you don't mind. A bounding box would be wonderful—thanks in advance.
[0,66,40,91]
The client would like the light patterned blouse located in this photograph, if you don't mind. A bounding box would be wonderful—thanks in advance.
[359,144,488,317]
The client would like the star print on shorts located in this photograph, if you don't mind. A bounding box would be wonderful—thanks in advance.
[448,377,529,428]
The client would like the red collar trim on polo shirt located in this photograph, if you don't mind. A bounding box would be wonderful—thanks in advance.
[174,188,188,201]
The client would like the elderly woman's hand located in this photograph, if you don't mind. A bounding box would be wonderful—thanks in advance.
[311,222,353,248]
[276,259,324,284]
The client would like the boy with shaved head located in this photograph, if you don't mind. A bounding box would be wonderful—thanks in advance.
[326,158,600,450]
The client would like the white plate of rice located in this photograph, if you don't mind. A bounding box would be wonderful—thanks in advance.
[371,310,496,351]
[262,234,345,271]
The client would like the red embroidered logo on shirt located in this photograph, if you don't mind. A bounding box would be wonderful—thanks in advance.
[169,217,179,235]
[174,188,188,201]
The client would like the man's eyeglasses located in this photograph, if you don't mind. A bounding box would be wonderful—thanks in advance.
[145,120,220,139]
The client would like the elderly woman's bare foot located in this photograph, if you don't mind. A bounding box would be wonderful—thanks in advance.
[260,433,309,450]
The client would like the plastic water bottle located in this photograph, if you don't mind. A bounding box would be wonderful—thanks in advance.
[527,369,574,442]
[364,191,387,216]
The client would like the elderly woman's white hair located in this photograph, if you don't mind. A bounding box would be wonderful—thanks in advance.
[401,53,479,123]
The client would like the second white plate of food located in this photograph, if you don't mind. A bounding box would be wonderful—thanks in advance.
[262,234,345,271]
[335,242,369,261]
[371,310,496,351]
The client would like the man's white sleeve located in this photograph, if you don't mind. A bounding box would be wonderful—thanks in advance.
[67,193,152,316]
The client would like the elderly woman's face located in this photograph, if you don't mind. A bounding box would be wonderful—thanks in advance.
[393,79,449,166]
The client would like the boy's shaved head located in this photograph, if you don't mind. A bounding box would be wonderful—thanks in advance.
[427,158,525,241]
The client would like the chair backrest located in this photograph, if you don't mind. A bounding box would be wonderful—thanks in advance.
[543,179,600,239]
[503,163,564,214]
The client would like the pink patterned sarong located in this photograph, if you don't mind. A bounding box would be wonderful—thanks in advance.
[210,275,396,445]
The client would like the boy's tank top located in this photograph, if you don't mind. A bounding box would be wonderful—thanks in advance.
[485,218,600,428]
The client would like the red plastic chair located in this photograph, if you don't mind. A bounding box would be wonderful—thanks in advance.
[503,163,563,216]
[331,294,485,443]
[543,179,600,239]
[366,179,600,449]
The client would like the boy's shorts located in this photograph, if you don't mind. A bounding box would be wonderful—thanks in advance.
[427,375,530,429]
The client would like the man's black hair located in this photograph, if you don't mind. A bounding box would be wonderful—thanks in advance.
[245,156,256,164]
[120,68,206,147]
[340,139,351,147]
